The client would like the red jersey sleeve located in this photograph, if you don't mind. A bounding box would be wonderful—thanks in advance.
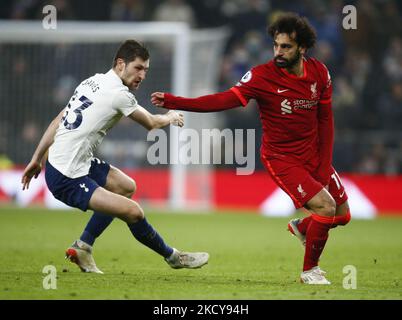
[319,64,332,105]
[162,68,261,112]
[230,69,260,106]
[164,90,241,112]
[316,64,334,185]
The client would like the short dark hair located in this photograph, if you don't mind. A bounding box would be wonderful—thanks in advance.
[268,13,317,49]
[113,40,150,67]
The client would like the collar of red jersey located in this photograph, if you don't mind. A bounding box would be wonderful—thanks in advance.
[278,58,308,80]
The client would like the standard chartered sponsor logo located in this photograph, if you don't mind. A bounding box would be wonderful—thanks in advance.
[281,99,292,114]
[293,99,318,110]
[281,99,318,114]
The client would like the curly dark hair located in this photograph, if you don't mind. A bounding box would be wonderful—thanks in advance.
[268,12,317,49]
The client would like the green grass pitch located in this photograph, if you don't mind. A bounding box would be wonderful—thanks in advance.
[0,206,401,299]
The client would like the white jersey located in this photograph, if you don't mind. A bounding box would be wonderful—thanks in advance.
[48,69,138,178]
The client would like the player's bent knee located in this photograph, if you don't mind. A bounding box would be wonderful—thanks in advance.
[307,189,337,217]
[121,178,136,198]
[323,200,336,216]
[314,198,336,217]
[125,203,144,224]
[127,179,136,197]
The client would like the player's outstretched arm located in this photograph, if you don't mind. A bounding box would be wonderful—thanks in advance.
[21,108,65,190]
[151,90,242,112]
[128,106,184,130]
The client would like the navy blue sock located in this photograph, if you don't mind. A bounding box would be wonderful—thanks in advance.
[80,212,114,246]
[128,218,173,258]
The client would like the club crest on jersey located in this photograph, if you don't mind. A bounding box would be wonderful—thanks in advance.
[127,92,137,106]
[326,71,332,88]
[297,184,307,198]
[240,71,252,83]
[310,82,318,99]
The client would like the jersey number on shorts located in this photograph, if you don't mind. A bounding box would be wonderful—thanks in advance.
[62,94,93,130]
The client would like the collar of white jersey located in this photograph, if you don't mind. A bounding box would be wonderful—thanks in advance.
[106,69,124,85]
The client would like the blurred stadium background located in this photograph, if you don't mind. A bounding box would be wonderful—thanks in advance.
[0,0,401,217]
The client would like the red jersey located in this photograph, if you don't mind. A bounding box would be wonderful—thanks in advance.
[163,56,334,185]
[230,57,332,164]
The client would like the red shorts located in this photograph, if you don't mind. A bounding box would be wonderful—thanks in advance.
[261,155,348,209]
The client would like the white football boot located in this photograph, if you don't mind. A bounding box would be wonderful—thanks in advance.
[301,267,331,285]
[65,240,104,274]
[312,266,327,276]
[287,218,306,247]
[165,248,209,269]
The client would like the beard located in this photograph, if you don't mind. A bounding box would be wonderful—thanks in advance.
[274,51,301,68]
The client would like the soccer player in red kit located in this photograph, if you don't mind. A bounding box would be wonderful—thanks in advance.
[151,13,351,284]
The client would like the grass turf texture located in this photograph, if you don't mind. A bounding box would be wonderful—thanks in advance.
[0,207,401,300]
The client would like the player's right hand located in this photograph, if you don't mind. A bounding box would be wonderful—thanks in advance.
[21,160,42,190]
[151,92,165,107]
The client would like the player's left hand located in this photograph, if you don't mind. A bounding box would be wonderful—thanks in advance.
[167,110,184,127]
[21,160,42,190]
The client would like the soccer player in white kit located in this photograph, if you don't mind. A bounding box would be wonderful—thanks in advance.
[21,40,209,273]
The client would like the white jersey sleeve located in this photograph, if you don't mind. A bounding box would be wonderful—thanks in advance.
[113,90,139,116]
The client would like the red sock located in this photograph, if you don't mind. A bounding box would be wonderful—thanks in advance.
[298,211,351,234]
[333,210,351,226]
[297,215,312,235]
[303,214,334,271]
